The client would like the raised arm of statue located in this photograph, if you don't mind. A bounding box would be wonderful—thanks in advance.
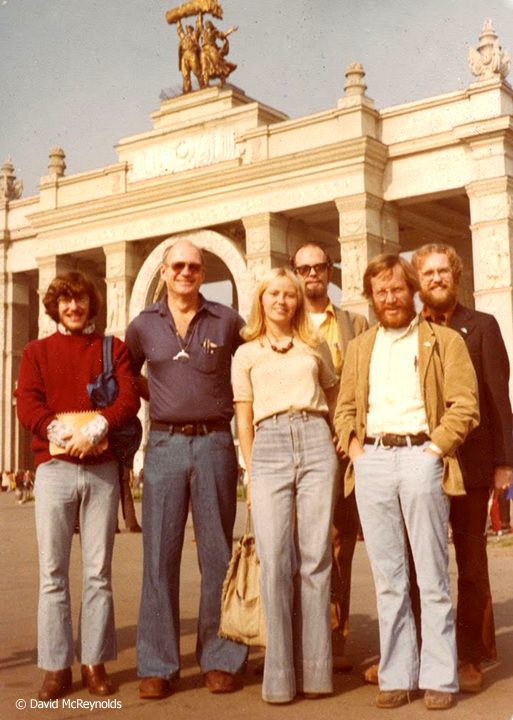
[176,18,185,40]
[197,11,204,32]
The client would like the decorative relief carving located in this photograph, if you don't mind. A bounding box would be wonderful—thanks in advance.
[129,127,241,182]
[340,240,366,300]
[106,278,127,334]
[339,213,365,237]
[0,157,23,201]
[474,226,511,289]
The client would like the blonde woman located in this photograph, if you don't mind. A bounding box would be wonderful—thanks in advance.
[232,268,339,704]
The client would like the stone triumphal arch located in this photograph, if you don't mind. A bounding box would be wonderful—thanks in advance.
[1,20,513,470]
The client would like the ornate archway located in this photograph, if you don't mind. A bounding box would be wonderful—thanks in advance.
[129,229,252,320]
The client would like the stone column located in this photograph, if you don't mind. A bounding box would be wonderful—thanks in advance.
[335,193,392,318]
[0,269,31,472]
[466,177,513,396]
[241,213,290,310]
[36,255,74,338]
[103,242,144,339]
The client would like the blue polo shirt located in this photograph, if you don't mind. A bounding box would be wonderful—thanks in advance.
[125,295,245,424]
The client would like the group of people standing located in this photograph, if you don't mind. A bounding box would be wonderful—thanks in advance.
[15,237,512,710]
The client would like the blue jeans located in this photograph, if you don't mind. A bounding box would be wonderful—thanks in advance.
[251,412,338,703]
[353,442,458,693]
[136,429,248,679]
[34,459,119,670]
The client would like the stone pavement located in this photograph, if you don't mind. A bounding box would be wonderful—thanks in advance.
[1,492,512,720]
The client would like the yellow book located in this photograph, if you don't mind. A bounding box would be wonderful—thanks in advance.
[49,411,109,456]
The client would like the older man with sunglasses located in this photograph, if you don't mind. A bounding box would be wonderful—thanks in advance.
[125,240,248,699]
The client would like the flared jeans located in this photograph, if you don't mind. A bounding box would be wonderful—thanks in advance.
[251,411,338,703]
[35,459,119,670]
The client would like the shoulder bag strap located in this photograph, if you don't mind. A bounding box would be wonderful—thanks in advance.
[103,335,114,375]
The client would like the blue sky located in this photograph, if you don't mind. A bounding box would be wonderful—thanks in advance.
[2,0,513,195]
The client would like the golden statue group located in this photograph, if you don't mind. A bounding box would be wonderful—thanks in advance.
[166,0,238,94]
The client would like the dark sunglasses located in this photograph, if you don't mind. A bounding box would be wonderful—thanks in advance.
[294,262,330,277]
[166,261,203,274]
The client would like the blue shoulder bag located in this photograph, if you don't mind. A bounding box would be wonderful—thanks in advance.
[87,336,142,468]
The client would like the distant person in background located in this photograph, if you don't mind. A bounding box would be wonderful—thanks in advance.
[292,242,368,673]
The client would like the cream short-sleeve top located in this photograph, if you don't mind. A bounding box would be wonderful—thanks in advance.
[232,336,337,425]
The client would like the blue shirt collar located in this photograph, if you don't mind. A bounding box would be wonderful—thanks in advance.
[157,293,222,319]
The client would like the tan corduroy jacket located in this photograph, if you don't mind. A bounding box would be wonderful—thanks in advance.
[334,316,480,498]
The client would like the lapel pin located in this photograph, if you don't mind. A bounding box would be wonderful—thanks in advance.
[461,327,468,334]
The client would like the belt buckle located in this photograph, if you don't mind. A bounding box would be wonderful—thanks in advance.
[380,434,393,449]
[182,424,195,436]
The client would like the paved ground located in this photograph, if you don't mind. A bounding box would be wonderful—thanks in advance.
[1,492,512,720]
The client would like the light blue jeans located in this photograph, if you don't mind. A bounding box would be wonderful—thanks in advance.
[34,459,119,670]
[251,412,338,703]
[353,441,458,693]
[136,430,248,679]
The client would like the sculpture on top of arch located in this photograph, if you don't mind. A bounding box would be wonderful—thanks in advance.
[166,0,238,94]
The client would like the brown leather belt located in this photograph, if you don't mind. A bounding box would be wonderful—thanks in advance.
[364,433,430,447]
[150,421,231,436]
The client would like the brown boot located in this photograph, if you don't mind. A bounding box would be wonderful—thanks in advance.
[38,668,72,701]
[363,663,379,685]
[81,664,115,696]
[375,689,409,708]
[424,689,453,710]
[457,663,483,693]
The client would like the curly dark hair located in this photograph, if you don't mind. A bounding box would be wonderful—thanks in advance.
[43,271,102,323]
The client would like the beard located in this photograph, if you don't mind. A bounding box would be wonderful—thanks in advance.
[373,297,417,329]
[303,281,327,300]
[419,283,458,313]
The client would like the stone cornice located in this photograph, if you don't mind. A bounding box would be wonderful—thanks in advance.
[455,115,513,142]
[38,162,128,190]
[27,137,388,233]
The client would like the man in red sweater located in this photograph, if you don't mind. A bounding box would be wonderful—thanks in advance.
[16,271,140,702]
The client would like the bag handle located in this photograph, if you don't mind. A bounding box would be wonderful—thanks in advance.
[245,508,253,535]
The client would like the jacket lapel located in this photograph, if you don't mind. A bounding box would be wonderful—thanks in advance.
[358,324,379,414]
[418,317,436,391]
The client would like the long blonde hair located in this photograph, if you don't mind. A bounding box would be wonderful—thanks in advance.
[241,267,321,348]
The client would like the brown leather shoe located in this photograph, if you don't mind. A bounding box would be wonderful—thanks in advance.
[81,664,115,696]
[139,676,171,699]
[424,689,453,710]
[333,654,353,673]
[457,662,483,693]
[38,668,72,701]
[363,663,379,685]
[375,689,409,709]
[204,670,236,693]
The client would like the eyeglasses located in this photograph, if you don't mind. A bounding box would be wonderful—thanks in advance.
[294,262,330,277]
[58,294,89,306]
[420,267,452,280]
[165,262,203,274]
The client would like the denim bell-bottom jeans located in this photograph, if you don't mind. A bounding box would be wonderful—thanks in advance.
[353,441,458,693]
[251,412,338,703]
[136,429,248,679]
[35,458,119,670]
